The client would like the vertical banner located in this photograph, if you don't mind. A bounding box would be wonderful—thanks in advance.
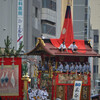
[17,0,24,50]
[73,81,82,100]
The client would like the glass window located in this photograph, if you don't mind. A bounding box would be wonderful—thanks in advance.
[35,37,37,45]
[98,82,100,86]
[94,35,99,43]
[42,0,56,11]
[93,65,98,73]
[42,0,47,8]
[42,23,56,36]
[51,1,56,11]
[35,7,38,18]
[42,24,47,33]
[85,14,87,21]
[85,0,88,6]
[94,50,98,53]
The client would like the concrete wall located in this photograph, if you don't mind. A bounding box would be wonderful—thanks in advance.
[90,0,100,74]
[73,0,86,40]
[0,0,60,52]
[0,0,17,49]
[24,0,42,52]
[41,0,61,39]
[56,0,61,38]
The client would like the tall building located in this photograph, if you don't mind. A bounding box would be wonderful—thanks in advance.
[73,0,89,40]
[24,0,42,52]
[0,0,62,87]
[0,0,61,53]
[90,0,100,94]
[0,0,17,49]
[41,0,61,39]
[24,0,61,52]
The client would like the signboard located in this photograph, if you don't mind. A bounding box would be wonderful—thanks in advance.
[17,0,24,49]
[0,65,19,96]
[73,81,82,100]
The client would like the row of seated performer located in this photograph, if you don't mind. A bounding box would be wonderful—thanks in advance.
[37,61,91,73]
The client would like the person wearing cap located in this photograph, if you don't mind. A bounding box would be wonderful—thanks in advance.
[78,62,82,73]
[38,61,42,70]
[29,89,35,100]
[42,64,45,71]
[75,62,81,73]
[44,61,49,71]
[74,62,79,73]
[43,88,49,100]
[28,87,31,93]
[82,63,87,73]
[32,90,36,100]
[70,63,75,72]
[41,87,48,100]
[52,62,56,71]
[65,62,69,73]
[86,62,91,73]
[35,87,42,100]
[56,62,63,72]
[59,41,68,52]
[68,41,78,53]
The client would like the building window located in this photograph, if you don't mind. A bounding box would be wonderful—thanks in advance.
[42,23,56,36]
[42,0,56,11]
[94,35,99,43]
[85,0,88,6]
[35,7,38,18]
[85,13,87,21]
[93,65,98,73]
[84,23,87,35]
[94,50,98,53]
[98,82,100,86]
[35,37,37,45]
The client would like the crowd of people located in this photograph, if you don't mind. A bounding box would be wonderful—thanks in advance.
[56,62,91,73]
[37,61,91,73]
[28,87,48,100]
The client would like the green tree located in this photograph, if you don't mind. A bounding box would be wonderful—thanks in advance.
[4,36,11,56]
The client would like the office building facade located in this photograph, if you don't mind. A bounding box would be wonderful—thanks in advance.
[0,0,17,49]
[90,0,100,94]
[73,0,90,40]
[0,0,61,53]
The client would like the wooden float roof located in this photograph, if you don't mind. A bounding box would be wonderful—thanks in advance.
[26,38,100,57]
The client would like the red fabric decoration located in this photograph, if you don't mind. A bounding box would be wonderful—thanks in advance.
[60,6,74,47]
[50,6,74,48]
[50,6,86,53]
[67,39,86,53]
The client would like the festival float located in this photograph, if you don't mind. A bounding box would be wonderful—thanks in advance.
[0,36,26,100]
[26,4,100,100]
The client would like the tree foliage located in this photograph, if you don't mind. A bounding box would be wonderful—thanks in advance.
[0,36,24,57]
